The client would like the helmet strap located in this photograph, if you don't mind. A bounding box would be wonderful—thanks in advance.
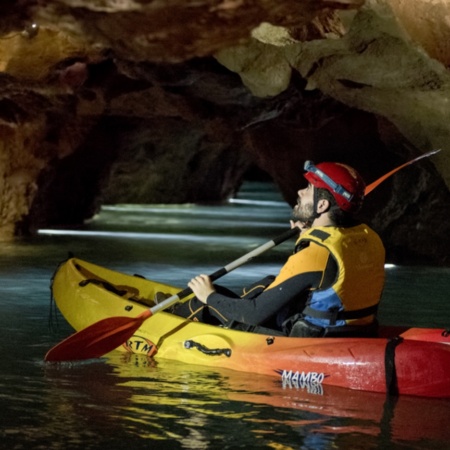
[311,186,337,223]
[311,186,322,221]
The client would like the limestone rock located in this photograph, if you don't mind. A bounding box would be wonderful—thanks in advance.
[0,0,449,264]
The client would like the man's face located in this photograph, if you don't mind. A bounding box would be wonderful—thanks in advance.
[293,183,315,222]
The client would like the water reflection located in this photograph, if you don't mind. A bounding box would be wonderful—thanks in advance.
[41,353,450,449]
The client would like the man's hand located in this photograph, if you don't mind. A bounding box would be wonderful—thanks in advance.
[290,220,310,235]
[188,274,215,304]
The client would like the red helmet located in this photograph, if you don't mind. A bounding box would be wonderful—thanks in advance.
[303,161,366,212]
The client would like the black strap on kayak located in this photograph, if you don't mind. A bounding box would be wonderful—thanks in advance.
[184,340,232,357]
[385,336,404,396]
[302,304,379,325]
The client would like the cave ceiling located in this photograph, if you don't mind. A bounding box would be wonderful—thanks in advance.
[1,0,450,264]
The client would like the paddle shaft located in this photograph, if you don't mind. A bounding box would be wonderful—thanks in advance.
[149,227,299,314]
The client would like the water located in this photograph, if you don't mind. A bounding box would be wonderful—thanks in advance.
[1,182,450,450]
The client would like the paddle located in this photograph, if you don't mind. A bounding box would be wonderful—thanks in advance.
[45,149,440,362]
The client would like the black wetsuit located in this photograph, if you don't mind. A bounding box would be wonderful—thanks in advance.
[172,240,337,330]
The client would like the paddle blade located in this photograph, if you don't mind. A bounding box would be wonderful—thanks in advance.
[364,149,441,195]
[45,310,152,362]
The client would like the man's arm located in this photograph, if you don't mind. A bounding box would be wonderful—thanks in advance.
[205,243,332,325]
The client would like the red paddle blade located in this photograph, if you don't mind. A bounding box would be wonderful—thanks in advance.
[45,310,152,362]
[364,149,441,195]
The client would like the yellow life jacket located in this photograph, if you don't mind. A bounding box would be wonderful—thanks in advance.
[298,224,385,326]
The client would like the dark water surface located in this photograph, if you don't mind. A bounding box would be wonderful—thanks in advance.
[1,182,450,449]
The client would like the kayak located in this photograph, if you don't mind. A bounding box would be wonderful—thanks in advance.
[50,257,450,398]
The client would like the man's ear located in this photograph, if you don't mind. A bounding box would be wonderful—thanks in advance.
[316,199,330,214]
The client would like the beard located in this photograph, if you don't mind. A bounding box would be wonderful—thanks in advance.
[293,199,315,223]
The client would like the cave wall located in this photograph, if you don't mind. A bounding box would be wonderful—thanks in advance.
[1,0,450,265]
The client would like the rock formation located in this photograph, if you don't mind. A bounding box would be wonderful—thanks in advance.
[0,0,449,264]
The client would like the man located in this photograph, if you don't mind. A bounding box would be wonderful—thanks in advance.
[172,161,385,337]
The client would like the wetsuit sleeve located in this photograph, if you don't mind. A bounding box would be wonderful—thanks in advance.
[206,242,331,326]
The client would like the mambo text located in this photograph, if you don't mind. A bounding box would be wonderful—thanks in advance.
[276,369,327,388]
